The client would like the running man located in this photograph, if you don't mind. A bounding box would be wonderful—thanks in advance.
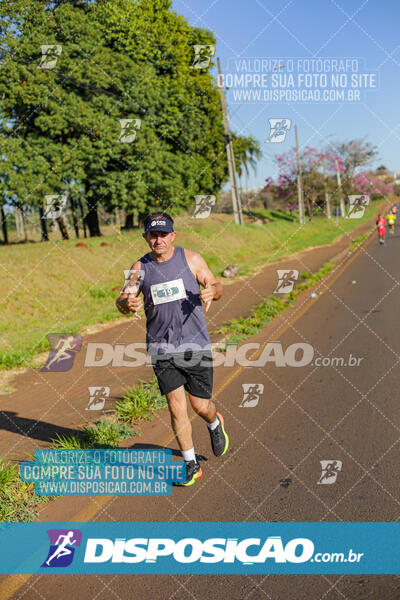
[43,335,76,371]
[116,211,229,486]
[376,213,386,245]
[45,531,77,566]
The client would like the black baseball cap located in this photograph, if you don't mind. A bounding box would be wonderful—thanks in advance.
[144,212,174,234]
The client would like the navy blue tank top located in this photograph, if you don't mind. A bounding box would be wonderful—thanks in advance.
[138,246,211,356]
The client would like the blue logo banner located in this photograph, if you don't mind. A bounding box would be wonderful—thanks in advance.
[0,522,399,574]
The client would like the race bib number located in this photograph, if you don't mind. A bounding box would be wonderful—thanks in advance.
[150,278,187,305]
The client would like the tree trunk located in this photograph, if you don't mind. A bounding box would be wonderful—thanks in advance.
[20,209,28,242]
[38,205,49,241]
[69,196,80,238]
[15,207,20,236]
[304,195,313,221]
[56,215,69,240]
[124,213,134,229]
[1,206,8,244]
[78,199,87,238]
[84,197,101,237]
[325,192,332,219]
[138,212,146,228]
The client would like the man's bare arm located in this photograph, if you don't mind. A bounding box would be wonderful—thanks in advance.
[116,260,143,317]
[185,250,223,311]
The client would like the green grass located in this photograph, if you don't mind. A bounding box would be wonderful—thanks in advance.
[348,233,368,252]
[0,457,50,521]
[216,296,287,345]
[0,199,388,369]
[114,377,168,424]
[244,208,297,223]
[297,262,334,289]
[50,433,92,449]
[51,419,139,450]
[84,419,135,447]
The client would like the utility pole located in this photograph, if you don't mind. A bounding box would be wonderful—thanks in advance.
[294,125,305,225]
[217,58,243,225]
[322,157,332,219]
[335,159,346,218]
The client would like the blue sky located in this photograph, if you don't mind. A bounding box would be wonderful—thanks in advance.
[172,0,400,188]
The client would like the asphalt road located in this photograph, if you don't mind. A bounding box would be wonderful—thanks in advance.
[3,220,400,599]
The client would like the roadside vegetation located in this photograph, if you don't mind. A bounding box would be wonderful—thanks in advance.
[0,456,51,521]
[0,200,387,370]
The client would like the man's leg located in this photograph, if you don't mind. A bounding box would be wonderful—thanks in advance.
[188,392,229,458]
[165,385,193,451]
[165,385,202,486]
[183,351,229,458]
[187,393,216,424]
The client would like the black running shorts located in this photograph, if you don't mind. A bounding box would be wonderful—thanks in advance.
[151,350,213,398]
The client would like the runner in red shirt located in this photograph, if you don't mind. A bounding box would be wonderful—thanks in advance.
[376,214,386,245]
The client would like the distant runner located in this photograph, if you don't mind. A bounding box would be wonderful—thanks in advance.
[392,205,397,226]
[376,213,386,245]
[116,212,229,486]
[386,211,395,234]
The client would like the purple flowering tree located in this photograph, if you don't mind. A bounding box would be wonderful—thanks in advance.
[266,147,345,221]
[353,172,393,198]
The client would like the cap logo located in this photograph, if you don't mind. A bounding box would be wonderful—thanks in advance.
[151,220,166,226]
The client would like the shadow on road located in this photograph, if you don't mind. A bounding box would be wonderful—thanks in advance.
[0,410,84,444]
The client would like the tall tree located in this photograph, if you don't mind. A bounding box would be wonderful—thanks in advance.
[332,138,378,180]
[0,0,257,238]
